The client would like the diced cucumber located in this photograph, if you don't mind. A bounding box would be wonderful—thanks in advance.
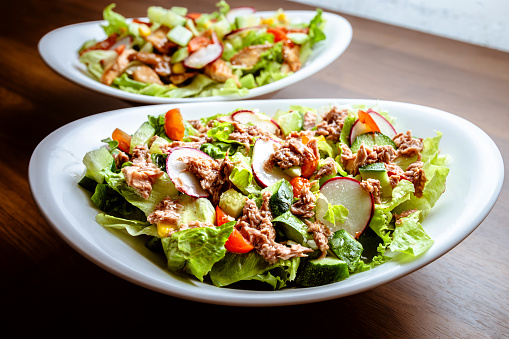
[328,229,363,270]
[299,40,312,63]
[167,25,193,47]
[170,6,187,16]
[269,179,293,218]
[149,137,170,154]
[272,211,313,246]
[359,162,392,197]
[185,18,199,37]
[171,47,189,64]
[277,110,303,136]
[286,32,309,45]
[239,73,257,89]
[219,188,247,218]
[147,6,187,27]
[235,15,261,29]
[212,15,233,39]
[178,195,216,226]
[350,132,397,153]
[130,121,156,153]
[282,166,301,178]
[296,257,350,287]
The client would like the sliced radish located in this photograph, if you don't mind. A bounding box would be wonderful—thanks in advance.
[166,147,211,198]
[367,109,397,139]
[232,110,281,135]
[349,109,397,146]
[224,26,265,40]
[183,32,223,69]
[226,6,256,23]
[252,138,291,188]
[316,177,374,238]
[110,36,133,50]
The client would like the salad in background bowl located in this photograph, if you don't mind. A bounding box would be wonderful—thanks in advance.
[38,3,352,104]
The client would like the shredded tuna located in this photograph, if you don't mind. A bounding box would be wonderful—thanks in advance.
[204,59,240,86]
[228,121,272,150]
[404,161,427,198]
[340,143,377,176]
[373,145,398,164]
[188,119,210,133]
[147,197,183,225]
[237,192,313,263]
[360,179,382,204]
[303,110,317,130]
[113,150,129,169]
[230,43,273,68]
[122,145,164,199]
[316,107,349,142]
[179,220,215,230]
[306,220,332,260]
[180,155,234,204]
[313,157,337,180]
[265,138,317,171]
[394,209,419,224]
[291,184,316,218]
[393,130,424,160]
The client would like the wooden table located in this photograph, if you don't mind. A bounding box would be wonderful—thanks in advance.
[2,0,507,336]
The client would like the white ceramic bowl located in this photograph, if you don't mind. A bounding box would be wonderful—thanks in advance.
[28,99,504,306]
[38,11,352,104]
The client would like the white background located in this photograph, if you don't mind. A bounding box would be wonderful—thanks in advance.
[290,0,509,52]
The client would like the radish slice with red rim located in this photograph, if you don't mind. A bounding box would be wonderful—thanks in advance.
[232,110,281,135]
[251,138,291,188]
[315,177,374,238]
[226,6,256,23]
[183,32,223,69]
[166,147,211,198]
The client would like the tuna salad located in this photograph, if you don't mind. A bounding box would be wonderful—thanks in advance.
[79,103,450,289]
[78,2,326,99]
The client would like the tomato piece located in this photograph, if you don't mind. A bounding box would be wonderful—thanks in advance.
[267,27,294,47]
[225,229,253,254]
[358,110,380,133]
[164,108,185,141]
[290,177,311,198]
[188,36,211,53]
[112,128,132,153]
[300,139,318,178]
[114,44,125,55]
[80,33,118,55]
[216,206,231,226]
[186,12,202,21]
[132,18,152,26]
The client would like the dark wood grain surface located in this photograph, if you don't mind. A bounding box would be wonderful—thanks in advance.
[1,0,507,336]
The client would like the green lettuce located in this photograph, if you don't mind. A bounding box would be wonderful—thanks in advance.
[102,3,128,36]
[95,213,156,237]
[229,151,260,195]
[308,9,326,47]
[162,221,235,281]
[209,251,300,289]
[198,78,249,97]
[389,211,434,256]
[79,50,117,80]
[91,184,146,221]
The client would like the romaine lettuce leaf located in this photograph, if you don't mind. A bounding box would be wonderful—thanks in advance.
[79,50,118,80]
[229,151,260,195]
[308,9,326,47]
[162,221,235,281]
[102,3,128,36]
[95,213,156,237]
[389,211,434,256]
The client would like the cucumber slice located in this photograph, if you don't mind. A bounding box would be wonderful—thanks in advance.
[167,25,193,47]
[219,188,247,218]
[269,179,293,218]
[328,229,363,270]
[130,121,156,153]
[359,162,392,197]
[350,132,396,153]
[296,257,350,287]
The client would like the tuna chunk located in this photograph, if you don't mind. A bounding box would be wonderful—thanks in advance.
[147,197,183,226]
[121,145,164,199]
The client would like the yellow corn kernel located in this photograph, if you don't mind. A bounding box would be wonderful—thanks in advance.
[157,222,177,238]
[277,12,287,23]
[317,135,326,142]
[139,24,152,38]
[171,62,186,74]
[261,18,274,26]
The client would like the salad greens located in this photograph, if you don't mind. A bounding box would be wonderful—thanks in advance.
[78,2,326,99]
[79,103,449,289]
